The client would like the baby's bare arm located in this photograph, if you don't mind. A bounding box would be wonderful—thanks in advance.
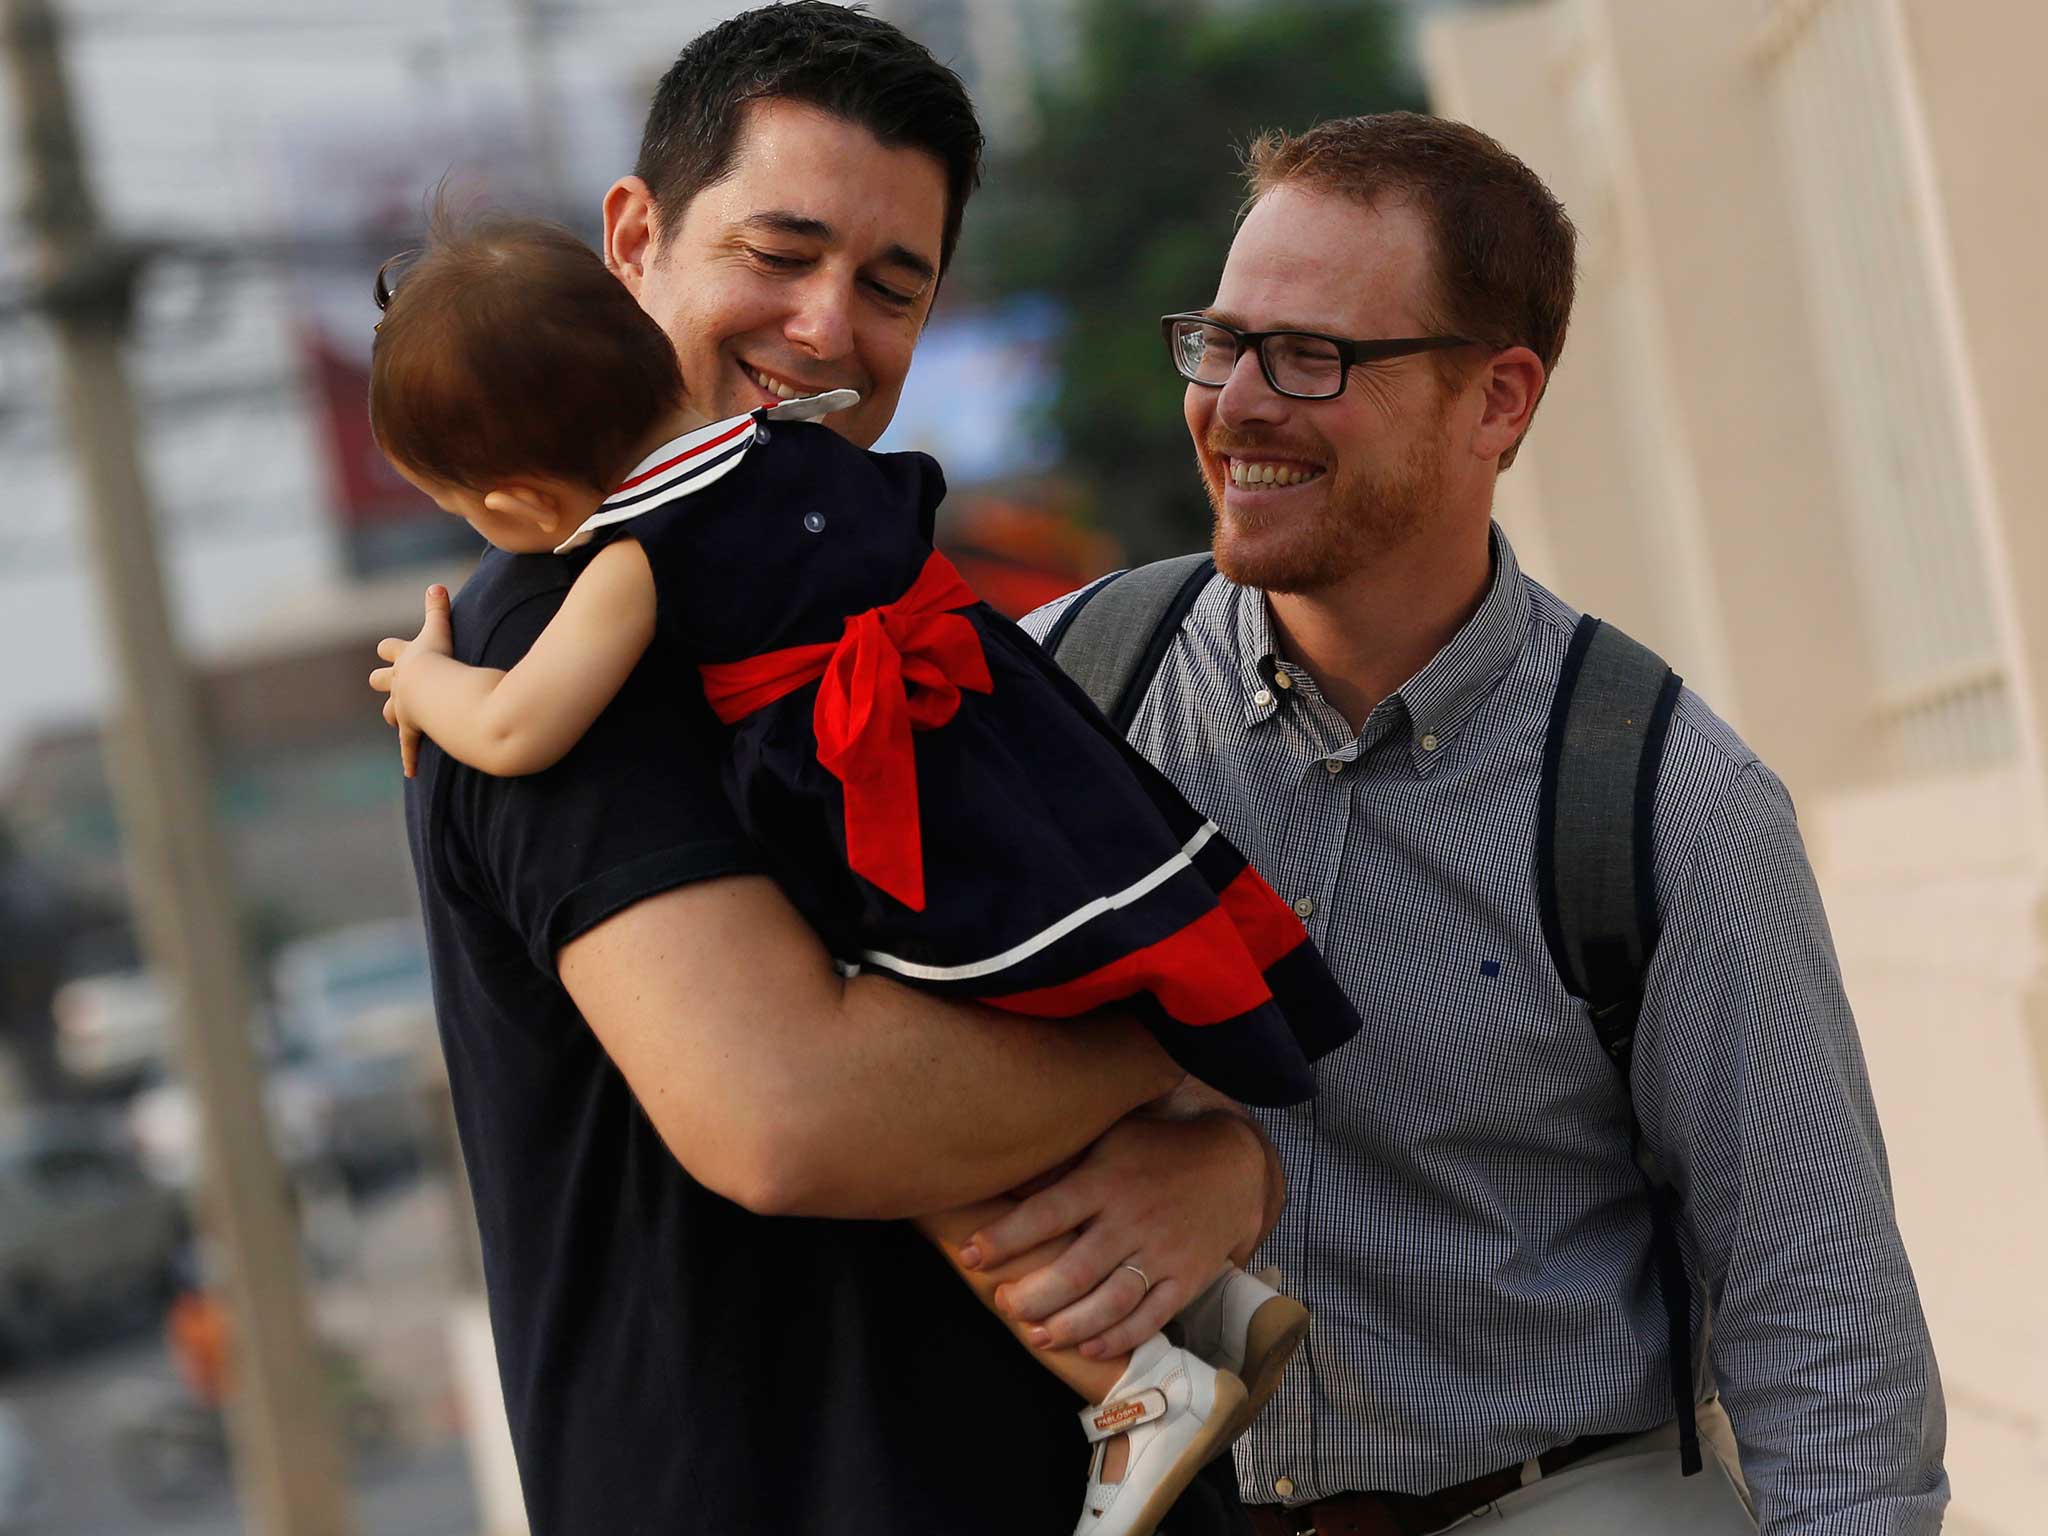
[400,539,656,776]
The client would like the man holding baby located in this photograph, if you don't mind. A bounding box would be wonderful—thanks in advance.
[384,5,1946,1534]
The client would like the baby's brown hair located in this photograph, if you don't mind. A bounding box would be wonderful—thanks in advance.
[370,203,686,495]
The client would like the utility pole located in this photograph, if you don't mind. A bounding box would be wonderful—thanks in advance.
[0,4,357,1534]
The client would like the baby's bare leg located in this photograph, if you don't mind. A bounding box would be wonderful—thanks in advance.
[923,1201,1192,1485]
[917,1200,1131,1403]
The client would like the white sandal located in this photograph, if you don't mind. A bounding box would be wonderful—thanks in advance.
[1071,1335,1247,1536]
[1173,1266,1310,1451]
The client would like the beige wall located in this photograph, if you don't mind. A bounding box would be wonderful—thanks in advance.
[1424,3,2048,1530]
[1426,0,1874,803]
[1894,0,2048,809]
[1424,2,1739,717]
[1812,767,2048,1536]
[1585,0,1878,801]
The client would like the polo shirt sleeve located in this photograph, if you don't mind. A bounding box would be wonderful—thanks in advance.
[444,589,765,976]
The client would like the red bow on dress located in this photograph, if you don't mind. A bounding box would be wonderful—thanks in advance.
[698,551,992,912]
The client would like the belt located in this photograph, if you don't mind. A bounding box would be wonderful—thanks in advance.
[1242,1431,1633,1536]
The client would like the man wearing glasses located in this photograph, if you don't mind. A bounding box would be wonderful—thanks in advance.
[989,113,1948,1533]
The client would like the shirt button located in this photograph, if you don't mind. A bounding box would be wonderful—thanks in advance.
[1323,758,1343,775]
[1253,688,1274,708]
[1272,670,1294,691]
[1274,1477,1296,1499]
[1421,733,1439,751]
[1292,897,1315,919]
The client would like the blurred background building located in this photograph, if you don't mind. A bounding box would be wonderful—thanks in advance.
[0,0,2037,1531]
[1424,2,2047,1531]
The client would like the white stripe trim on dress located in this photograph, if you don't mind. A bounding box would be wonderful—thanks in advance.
[552,422,759,554]
[550,389,861,554]
[858,823,1220,983]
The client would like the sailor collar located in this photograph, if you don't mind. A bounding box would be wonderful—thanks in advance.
[553,388,861,555]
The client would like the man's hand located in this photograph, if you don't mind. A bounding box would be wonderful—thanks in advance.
[369,584,453,778]
[960,1110,1277,1360]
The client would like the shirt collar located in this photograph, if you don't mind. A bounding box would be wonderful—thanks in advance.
[1235,587,1292,726]
[552,387,860,554]
[1394,523,1530,755]
[1236,522,1531,760]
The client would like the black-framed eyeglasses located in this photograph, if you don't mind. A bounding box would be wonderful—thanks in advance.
[1161,313,1478,400]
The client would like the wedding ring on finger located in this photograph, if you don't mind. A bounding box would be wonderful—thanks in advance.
[1119,1263,1152,1293]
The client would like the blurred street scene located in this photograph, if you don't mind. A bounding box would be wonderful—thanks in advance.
[0,2,1454,1529]
[1,1178,480,1536]
[1,0,2043,1532]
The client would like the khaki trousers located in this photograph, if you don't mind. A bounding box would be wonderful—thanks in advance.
[1446,1404,1755,1534]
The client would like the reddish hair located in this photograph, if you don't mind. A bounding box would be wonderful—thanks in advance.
[1245,113,1577,466]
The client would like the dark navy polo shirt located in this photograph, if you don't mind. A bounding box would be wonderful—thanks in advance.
[403,543,1248,1535]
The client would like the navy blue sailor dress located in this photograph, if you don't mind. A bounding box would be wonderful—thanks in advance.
[555,392,1359,1106]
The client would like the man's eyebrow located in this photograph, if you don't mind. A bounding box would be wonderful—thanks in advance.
[879,244,937,286]
[740,210,834,243]
[1202,308,1345,334]
[738,211,937,286]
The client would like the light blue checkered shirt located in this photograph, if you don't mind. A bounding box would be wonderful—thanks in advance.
[1023,527,1947,1535]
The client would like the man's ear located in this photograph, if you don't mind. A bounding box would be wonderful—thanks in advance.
[1470,345,1547,466]
[602,176,657,296]
[483,485,563,530]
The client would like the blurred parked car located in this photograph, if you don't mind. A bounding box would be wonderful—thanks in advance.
[126,921,436,1197]
[272,920,436,1063]
[0,1401,34,1532]
[50,970,175,1091]
[126,1060,344,1191]
[0,1111,186,1366]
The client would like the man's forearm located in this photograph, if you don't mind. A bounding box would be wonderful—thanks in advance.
[1141,1078,1285,1259]
[1647,765,1948,1531]
[767,974,1184,1219]
[561,874,1184,1222]
[1242,1116,1286,1259]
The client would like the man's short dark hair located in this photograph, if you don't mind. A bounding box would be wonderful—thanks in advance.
[370,205,685,494]
[636,2,984,275]
[1246,112,1577,467]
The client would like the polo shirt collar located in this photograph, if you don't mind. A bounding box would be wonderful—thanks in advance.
[1238,522,1531,761]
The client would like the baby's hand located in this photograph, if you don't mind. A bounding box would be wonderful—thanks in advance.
[369,585,453,778]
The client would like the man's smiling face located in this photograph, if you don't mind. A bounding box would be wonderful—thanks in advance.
[614,98,948,450]
[1186,184,1464,594]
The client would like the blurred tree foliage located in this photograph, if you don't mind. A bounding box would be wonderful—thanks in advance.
[957,0,1422,560]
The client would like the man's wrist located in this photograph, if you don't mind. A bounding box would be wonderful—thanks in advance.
[1138,1073,1208,1120]
[1196,1108,1282,1263]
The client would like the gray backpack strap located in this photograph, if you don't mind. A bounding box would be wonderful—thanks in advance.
[1043,553,1217,733]
[1538,615,1682,1035]
[1537,613,1697,1474]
